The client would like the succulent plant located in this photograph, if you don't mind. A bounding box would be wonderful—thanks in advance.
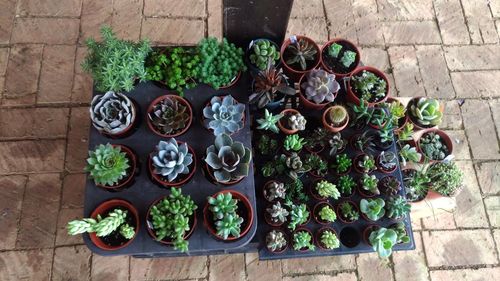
[318,205,337,222]
[386,195,411,220]
[67,218,97,235]
[378,121,394,144]
[370,107,389,127]
[320,230,340,249]
[378,151,398,171]
[353,131,376,153]
[257,109,283,133]
[152,139,193,182]
[284,134,306,152]
[360,198,386,221]
[397,122,414,142]
[119,224,135,239]
[203,95,245,136]
[148,97,190,135]
[90,91,135,134]
[287,112,307,131]
[351,98,373,125]
[285,38,317,70]
[301,69,340,104]
[249,39,280,70]
[369,227,397,259]
[293,230,315,251]
[391,222,410,244]
[67,208,133,240]
[410,98,442,126]
[338,175,356,195]
[356,154,376,173]
[315,180,340,199]
[284,179,309,203]
[351,70,387,102]
[250,64,295,108]
[205,133,252,183]
[85,144,130,186]
[331,153,352,174]
[326,105,348,127]
[287,202,309,231]
[263,181,286,201]
[404,168,430,202]
[419,132,449,160]
[266,201,289,224]
[208,192,244,240]
[385,100,406,127]
[339,202,359,222]
[215,213,244,240]
[305,127,330,151]
[380,176,401,195]
[360,173,380,195]
[305,154,328,176]
[427,161,464,196]
[266,230,287,251]
[328,43,342,58]
[340,50,357,68]
[399,144,421,166]
[284,153,311,180]
[327,133,347,156]
[257,135,278,155]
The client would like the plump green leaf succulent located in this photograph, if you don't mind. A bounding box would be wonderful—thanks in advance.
[410,98,442,126]
[119,224,135,240]
[318,205,337,222]
[427,161,464,196]
[266,230,287,251]
[67,208,134,241]
[203,95,245,136]
[287,112,307,131]
[360,198,386,221]
[360,173,380,195]
[152,139,193,182]
[321,230,340,249]
[315,180,340,199]
[285,38,317,71]
[86,144,130,186]
[301,69,339,104]
[208,192,244,240]
[287,202,309,231]
[205,133,252,183]
[397,122,414,142]
[369,227,397,259]
[391,222,410,244]
[293,230,315,251]
[149,97,190,135]
[93,209,127,237]
[215,213,244,240]
[399,144,421,166]
[386,195,411,220]
[284,134,306,152]
[356,154,376,173]
[339,202,359,222]
[340,50,357,68]
[90,91,135,134]
[328,43,342,58]
[351,70,387,102]
[266,201,289,224]
[249,39,280,70]
[257,109,283,133]
[331,153,352,174]
[67,218,97,235]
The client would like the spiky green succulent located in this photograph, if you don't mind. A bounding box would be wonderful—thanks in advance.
[338,175,356,195]
[285,38,317,70]
[427,161,464,196]
[331,153,352,174]
[410,98,442,126]
[287,202,309,231]
[326,105,348,126]
[152,138,193,182]
[360,173,380,195]
[257,109,283,133]
[339,202,359,222]
[293,230,315,251]
[86,144,130,186]
[249,39,280,70]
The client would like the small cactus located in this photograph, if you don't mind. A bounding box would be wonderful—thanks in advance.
[327,105,348,126]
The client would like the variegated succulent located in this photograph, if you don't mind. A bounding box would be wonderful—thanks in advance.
[90,91,136,134]
[149,97,190,135]
[203,95,245,136]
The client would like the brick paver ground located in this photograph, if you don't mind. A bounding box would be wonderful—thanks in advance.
[0,0,499,280]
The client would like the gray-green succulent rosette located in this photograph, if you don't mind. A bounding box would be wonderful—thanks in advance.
[152,138,193,182]
[203,95,245,136]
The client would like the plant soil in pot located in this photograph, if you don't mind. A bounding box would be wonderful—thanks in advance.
[149,138,196,187]
[266,229,288,253]
[202,95,245,136]
[337,201,360,224]
[90,91,137,138]
[246,39,281,73]
[249,65,295,110]
[146,188,197,252]
[292,228,315,252]
[263,180,286,202]
[298,69,340,110]
[313,201,337,225]
[67,199,139,251]
[320,38,360,78]
[407,97,443,130]
[379,175,401,196]
[265,201,289,227]
[347,66,389,106]
[322,105,349,133]
[204,190,254,241]
[278,108,307,134]
[316,227,341,250]
[280,35,320,81]
[86,143,137,191]
[147,95,193,137]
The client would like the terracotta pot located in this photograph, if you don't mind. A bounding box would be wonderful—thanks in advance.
[95,144,138,191]
[280,35,321,81]
[346,66,390,106]
[201,95,246,136]
[320,38,361,79]
[376,153,397,174]
[313,201,336,225]
[336,200,359,224]
[298,72,337,110]
[292,228,315,252]
[406,96,443,131]
[146,196,197,244]
[203,190,254,241]
[204,162,244,186]
[89,199,139,251]
[415,128,453,163]
[146,95,193,138]
[316,226,339,250]
[322,105,349,133]
[97,98,138,139]
[217,71,241,89]
[149,142,197,188]
[265,228,289,254]
[363,225,380,246]
[277,108,302,135]
[357,183,377,198]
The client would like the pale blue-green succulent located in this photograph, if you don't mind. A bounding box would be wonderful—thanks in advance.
[152,138,193,182]
[203,95,245,136]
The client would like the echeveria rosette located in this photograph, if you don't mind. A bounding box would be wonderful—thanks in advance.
[301,69,340,104]
[369,227,398,259]
[360,198,386,221]
[205,134,252,183]
[85,144,130,186]
[203,95,245,136]
[90,91,135,134]
[152,139,193,182]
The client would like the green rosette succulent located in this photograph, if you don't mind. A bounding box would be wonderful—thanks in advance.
[410,98,442,126]
[86,144,130,186]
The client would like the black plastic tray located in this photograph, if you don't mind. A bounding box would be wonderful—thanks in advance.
[83,74,258,257]
[253,89,416,260]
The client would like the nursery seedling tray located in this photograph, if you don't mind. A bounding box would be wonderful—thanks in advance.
[253,88,416,260]
[83,73,258,257]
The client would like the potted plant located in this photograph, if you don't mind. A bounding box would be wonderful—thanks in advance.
[282,153,311,180]
[278,109,307,134]
[283,134,306,154]
[147,188,197,252]
[326,132,347,156]
[427,161,464,197]
[337,201,359,223]
[330,153,352,175]
[350,99,373,130]
[263,180,286,202]
[204,133,252,185]
[257,134,278,156]
[385,195,411,220]
[407,97,443,130]
[67,199,139,251]
[149,138,196,187]
[397,122,415,144]
[204,190,254,241]
[90,91,137,137]
[299,69,340,109]
[85,143,136,190]
[247,39,280,72]
[256,109,283,133]
[392,222,410,244]
[379,176,401,196]
[292,228,315,251]
[322,105,349,133]
[320,38,360,78]
[147,95,193,137]
[265,201,289,226]
[284,179,309,203]
[203,95,245,136]
[266,229,288,253]
[417,130,453,162]
[316,227,340,250]
[305,154,328,177]
[398,144,421,166]
[338,175,356,197]
[313,202,337,224]
[366,226,397,259]
[195,37,246,89]
[377,151,398,173]
[403,168,430,202]
[353,154,376,174]
[145,47,199,95]
[304,127,330,153]
[347,66,389,106]
[82,26,151,93]
[249,64,296,109]
[360,198,386,221]
[358,173,380,197]
[351,131,375,153]
[311,179,340,201]
[369,107,389,129]
[286,202,310,231]
[384,98,407,131]
[280,36,320,80]
[374,122,395,151]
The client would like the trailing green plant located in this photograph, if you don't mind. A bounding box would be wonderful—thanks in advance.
[287,112,307,131]
[326,105,348,127]
[397,122,414,142]
[249,39,280,70]
[339,202,359,222]
[351,70,387,102]
[410,98,442,126]
[338,175,356,195]
[266,230,287,251]
[378,151,398,171]
[263,181,286,201]
[67,209,134,240]
[148,96,190,135]
[85,144,130,186]
[398,144,421,166]
[285,179,309,203]
[203,95,245,136]
[293,230,315,251]
[82,25,151,92]
[285,38,317,70]
[360,198,385,221]
[145,47,199,94]
[301,69,339,104]
[286,202,309,231]
[90,91,135,134]
[427,161,464,196]
[250,64,295,108]
[205,133,252,183]
[208,192,244,240]
[305,154,328,176]
[315,180,340,199]
[283,153,311,180]
[385,195,411,220]
[404,168,430,202]
[195,37,246,89]
[150,188,197,252]
[419,132,449,160]
[257,135,278,156]
[331,153,352,174]
[360,173,380,195]
[327,132,347,156]
[356,154,376,173]
[369,227,397,259]
[391,222,410,243]
[353,131,375,152]
[318,205,337,222]
[266,201,289,224]
[284,134,306,152]
[152,139,193,182]
[257,109,283,133]
[320,230,340,249]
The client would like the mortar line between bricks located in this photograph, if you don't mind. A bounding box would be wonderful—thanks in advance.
[206,254,211,280]
[0,136,67,142]
[417,230,432,280]
[12,176,28,252]
[321,0,331,40]
[282,268,357,278]
[427,263,500,271]
[204,0,208,38]
[389,255,396,281]
[243,252,248,281]
[458,0,474,44]
[139,0,145,40]
[34,44,45,105]
[487,101,500,150]
[144,15,207,20]
[128,256,131,281]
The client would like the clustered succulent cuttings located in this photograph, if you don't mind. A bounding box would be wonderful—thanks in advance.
[338,175,356,195]
[360,198,386,221]
[326,42,357,69]
[90,91,136,135]
[314,180,340,199]
[203,95,245,136]
[257,109,283,133]
[287,202,309,231]
[293,230,315,251]
[398,144,421,166]
[266,201,289,225]
[205,133,252,183]
[331,153,352,174]
[327,132,347,156]
[427,162,464,196]
[301,69,340,104]
[305,154,328,177]
[385,195,411,220]
[351,70,387,102]
[150,188,197,252]
[266,230,287,252]
[152,139,193,182]
[359,173,380,195]
[149,96,190,135]
[249,39,280,70]
[318,205,337,223]
[369,227,397,259]
[82,26,151,93]
[356,154,376,173]
[207,192,244,240]
[339,202,359,222]
[410,98,442,127]
[263,181,286,201]
[257,134,278,156]
[378,151,398,171]
[419,132,449,161]
[250,64,295,108]
[86,144,130,186]
[320,229,340,250]
[67,209,135,240]
[285,38,317,71]
[284,134,306,152]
